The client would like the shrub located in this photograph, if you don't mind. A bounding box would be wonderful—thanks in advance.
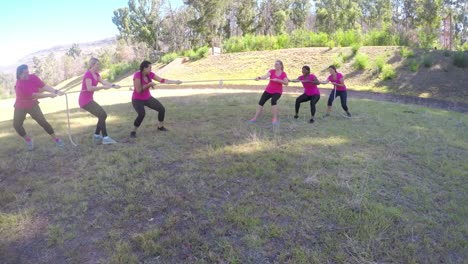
[104,61,139,81]
[353,53,369,70]
[443,49,451,57]
[308,32,329,47]
[375,55,386,72]
[332,54,344,68]
[332,29,362,47]
[351,43,361,55]
[453,51,468,68]
[408,59,419,72]
[421,54,433,68]
[400,47,414,58]
[276,34,290,49]
[160,52,178,64]
[381,64,396,80]
[186,46,209,61]
[364,29,397,46]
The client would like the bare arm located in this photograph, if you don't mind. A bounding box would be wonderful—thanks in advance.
[32,85,64,99]
[255,71,271,81]
[152,74,182,85]
[85,78,108,92]
[99,76,120,88]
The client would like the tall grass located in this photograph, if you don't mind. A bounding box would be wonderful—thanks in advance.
[353,53,370,70]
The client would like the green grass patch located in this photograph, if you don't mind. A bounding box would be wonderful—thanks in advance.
[1,84,466,262]
[408,59,420,72]
[375,55,386,72]
[400,47,415,58]
[160,52,178,64]
[421,54,434,68]
[381,64,396,80]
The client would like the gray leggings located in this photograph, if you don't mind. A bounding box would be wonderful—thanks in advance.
[13,104,54,137]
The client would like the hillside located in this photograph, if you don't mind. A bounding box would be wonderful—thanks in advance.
[0,38,116,74]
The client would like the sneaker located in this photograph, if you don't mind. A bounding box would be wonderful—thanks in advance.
[25,138,34,151]
[130,131,137,138]
[346,112,352,117]
[102,136,117,145]
[93,134,103,144]
[248,118,257,124]
[55,138,65,148]
[272,118,279,125]
[294,115,299,119]
[157,126,168,132]
[309,118,315,124]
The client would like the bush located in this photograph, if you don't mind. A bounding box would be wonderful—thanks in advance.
[104,61,139,81]
[185,46,209,61]
[353,53,369,70]
[453,51,468,68]
[421,54,433,68]
[375,56,386,72]
[332,29,362,47]
[308,32,329,47]
[332,54,344,68]
[443,49,451,57]
[381,64,396,80]
[276,34,290,49]
[160,52,178,64]
[351,43,361,55]
[364,29,397,46]
[400,47,414,58]
[223,36,246,53]
[408,59,419,72]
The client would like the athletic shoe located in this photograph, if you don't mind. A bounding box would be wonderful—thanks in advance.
[25,138,34,151]
[158,126,168,132]
[130,131,137,138]
[55,138,65,148]
[294,115,299,119]
[248,119,256,124]
[272,118,279,125]
[102,136,117,145]
[346,112,352,117]
[93,134,103,144]
[309,118,315,124]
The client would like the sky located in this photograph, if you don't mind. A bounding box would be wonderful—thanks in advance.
[0,0,183,67]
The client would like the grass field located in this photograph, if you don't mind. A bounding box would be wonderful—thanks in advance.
[0,89,467,263]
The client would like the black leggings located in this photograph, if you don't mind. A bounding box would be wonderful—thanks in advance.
[13,104,55,137]
[258,91,281,106]
[295,94,320,117]
[82,101,108,137]
[132,97,165,127]
[327,90,349,112]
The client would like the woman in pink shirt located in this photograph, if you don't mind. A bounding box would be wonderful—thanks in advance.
[249,60,288,125]
[13,64,65,150]
[79,58,120,145]
[290,66,321,123]
[130,60,182,138]
[322,65,351,117]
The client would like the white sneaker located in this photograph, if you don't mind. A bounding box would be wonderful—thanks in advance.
[102,136,117,145]
[55,138,65,148]
[25,138,34,151]
[93,134,103,144]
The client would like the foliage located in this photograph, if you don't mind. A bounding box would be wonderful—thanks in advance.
[381,64,396,80]
[453,51,468,68]
[400,47,415,58]
[66,43,82,59]
[353,53,370,70]
[375,55,386,72]
[408,59,420,72]
[160,52,179,64]
[421,54,434,68]
[102,61,140,82]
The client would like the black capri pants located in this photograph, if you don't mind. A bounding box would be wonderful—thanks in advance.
[258,91,282,106]
[327,90,348,112]
[132,97,165,127]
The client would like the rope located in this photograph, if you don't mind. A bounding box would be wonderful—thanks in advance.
[64,93,78,146]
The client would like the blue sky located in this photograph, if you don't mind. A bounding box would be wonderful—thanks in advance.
[0,0,183,66]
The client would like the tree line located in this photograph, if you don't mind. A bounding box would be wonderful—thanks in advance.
[112,0,467,53]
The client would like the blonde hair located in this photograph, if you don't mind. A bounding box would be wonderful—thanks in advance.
[276,60,284,71]
[88,57,100,70]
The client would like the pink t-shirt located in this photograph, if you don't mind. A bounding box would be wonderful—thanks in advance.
[79,71,100,108]
[265,69,287,94]
[328,72,346,91]
[299,74,320,96]
[14,74,45,109]
[132,71,156,100]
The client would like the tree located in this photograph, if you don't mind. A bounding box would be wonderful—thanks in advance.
[289,0,310,30]
[184,0,229,47]
[274,9,288,34]
[66,43,82,59]
[359,0,393,31]
[112,0,165,51]
[416,0,443,48]
[237,0,257,35]
[316,0,361,34]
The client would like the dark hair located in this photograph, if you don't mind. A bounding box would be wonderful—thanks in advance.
[328,65,337,73]
[302,66,310,74]
[139,60,152,90]
[16,64,28,80]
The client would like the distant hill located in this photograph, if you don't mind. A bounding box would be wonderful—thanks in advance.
[0,38,116,74]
